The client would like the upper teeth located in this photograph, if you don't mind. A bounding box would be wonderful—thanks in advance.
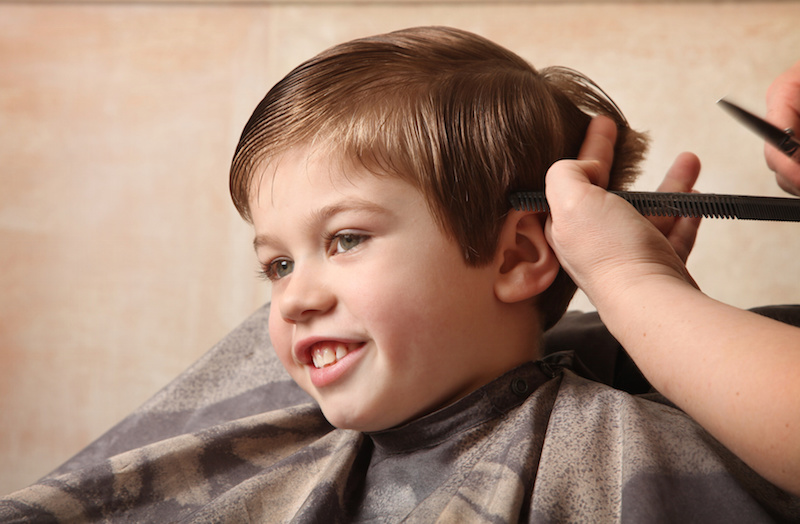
[311,343,350,369]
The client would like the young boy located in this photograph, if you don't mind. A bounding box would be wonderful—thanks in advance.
[2,26,798,522]
[229,25,647,434]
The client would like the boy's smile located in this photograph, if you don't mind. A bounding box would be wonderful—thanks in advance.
[250,145,534,431]
[295,338,365,388]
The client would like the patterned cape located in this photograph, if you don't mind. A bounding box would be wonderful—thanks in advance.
[2,304,799,523]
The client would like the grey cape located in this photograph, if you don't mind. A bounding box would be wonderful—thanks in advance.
[2,304,799,522]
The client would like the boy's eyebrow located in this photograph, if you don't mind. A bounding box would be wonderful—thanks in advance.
[253,199,393,251]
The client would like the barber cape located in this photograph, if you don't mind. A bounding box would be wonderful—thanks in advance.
[2,304,799,522]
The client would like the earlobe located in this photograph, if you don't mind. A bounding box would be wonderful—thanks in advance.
[494,211,561,304]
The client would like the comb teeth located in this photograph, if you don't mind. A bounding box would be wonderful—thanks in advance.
[509,191,800,222]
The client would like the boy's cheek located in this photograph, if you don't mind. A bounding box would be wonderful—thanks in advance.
[268,309,294,366]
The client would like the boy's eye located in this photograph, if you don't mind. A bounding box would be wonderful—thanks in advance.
[329,233,366,255]
[262,258,294,281]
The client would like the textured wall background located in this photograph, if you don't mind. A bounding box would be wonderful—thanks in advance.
[1,0,799,495]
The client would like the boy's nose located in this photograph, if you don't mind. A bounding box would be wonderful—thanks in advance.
[277,264,335,323]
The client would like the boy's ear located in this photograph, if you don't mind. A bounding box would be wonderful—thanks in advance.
[494,211,561,304]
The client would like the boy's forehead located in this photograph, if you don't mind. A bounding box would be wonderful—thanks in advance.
[248,148,440,250]
[248,144,408,210]
[249,147,347,202]
[249,147,412,216]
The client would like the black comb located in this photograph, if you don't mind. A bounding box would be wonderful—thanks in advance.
[510,191,800,222]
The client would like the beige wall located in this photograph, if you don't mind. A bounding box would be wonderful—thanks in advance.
[1,0,799,495]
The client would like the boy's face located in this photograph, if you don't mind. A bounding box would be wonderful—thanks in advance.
[250,146,524,432]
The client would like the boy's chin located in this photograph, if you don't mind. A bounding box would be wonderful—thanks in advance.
[319,404,405,433]
[322,411,383,433]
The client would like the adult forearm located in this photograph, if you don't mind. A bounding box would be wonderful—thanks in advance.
[595,276,800,496]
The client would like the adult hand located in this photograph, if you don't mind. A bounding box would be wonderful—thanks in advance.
[545,117,800,496]
[543,116,699,311]
[765,59,800,196]
[647,152,702,264]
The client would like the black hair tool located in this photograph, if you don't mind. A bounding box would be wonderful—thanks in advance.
[718,98,800,164]
[510,191,800,222]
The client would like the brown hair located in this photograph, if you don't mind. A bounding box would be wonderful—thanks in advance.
[230,26,648,330]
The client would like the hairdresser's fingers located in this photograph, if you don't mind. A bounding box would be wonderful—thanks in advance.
[765,59,800,196]
[650,152,702,263]
[576,115,617,189]
[542,116,617,224]
[545,149,659,299]
[545,160,695,306]
[543,116,618,248]
[662,210,701,265]
[544,114,620,260]
[655,152,701,193]
[545,126,699,304]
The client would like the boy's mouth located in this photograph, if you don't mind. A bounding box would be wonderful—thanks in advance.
[310,341,360,369]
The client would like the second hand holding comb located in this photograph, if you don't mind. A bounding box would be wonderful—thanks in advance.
[510,191,800,222]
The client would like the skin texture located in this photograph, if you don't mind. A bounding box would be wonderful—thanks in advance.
[765,59,800,196]
[545,116,800,496]
[249,145,559,432]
